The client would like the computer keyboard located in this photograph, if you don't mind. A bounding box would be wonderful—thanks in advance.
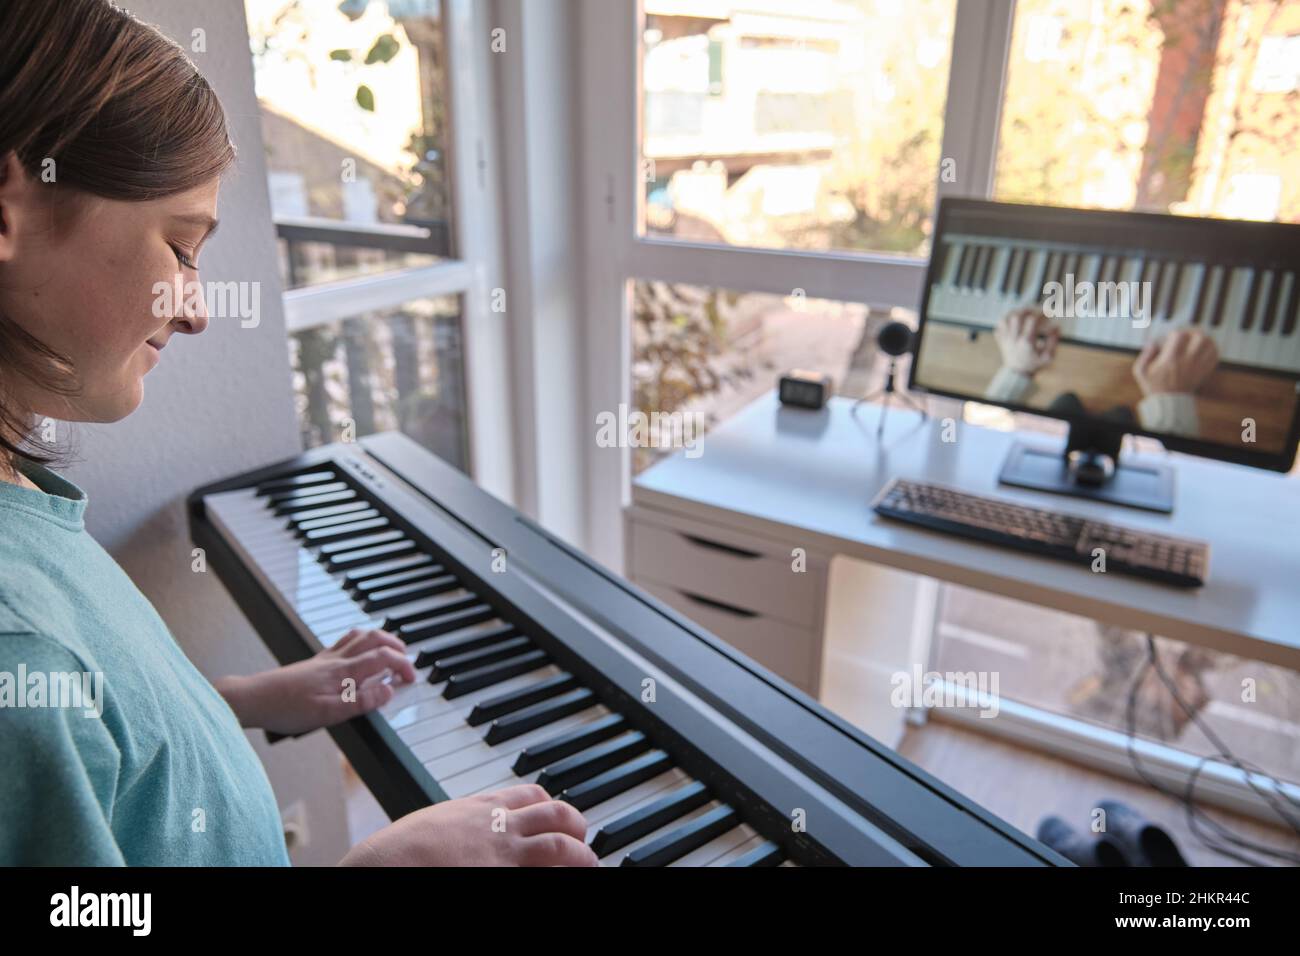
[872,478,1209,588]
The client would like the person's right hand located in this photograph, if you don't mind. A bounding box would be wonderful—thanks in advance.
[1132,328,1219,396]
[994,307,1061,375]
[339,784,598,867]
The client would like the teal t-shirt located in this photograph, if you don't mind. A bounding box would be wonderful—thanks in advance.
[0,463,290,866]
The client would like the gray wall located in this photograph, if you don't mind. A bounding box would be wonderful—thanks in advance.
[61,0,352,865]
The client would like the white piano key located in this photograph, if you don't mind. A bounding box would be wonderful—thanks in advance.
[1214,266,1253,365]
[1169,261,1205,328]
[669,823,758,867]
[707,833,766,866]
[386,665,561,730]
[598,799,726,866]
[580,770,691,835]
[424,706,609,780]
[1242,270,1275,367]
[436,714,624,799]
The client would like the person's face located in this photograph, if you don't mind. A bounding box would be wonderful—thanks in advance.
[0,152,218,424]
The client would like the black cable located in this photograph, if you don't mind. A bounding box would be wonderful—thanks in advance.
[1121,635,1300,865]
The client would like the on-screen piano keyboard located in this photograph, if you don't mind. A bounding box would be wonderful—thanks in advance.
[190,433,1065,867]
[927,230,1300,375]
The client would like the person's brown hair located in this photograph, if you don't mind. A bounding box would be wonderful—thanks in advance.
[0,0,237,471]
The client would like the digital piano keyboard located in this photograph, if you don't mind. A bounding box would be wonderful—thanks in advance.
[190,433,1065,867]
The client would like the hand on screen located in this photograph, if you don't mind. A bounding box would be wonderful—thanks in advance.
[994,308,1061,375]
[1133,328,1219,397]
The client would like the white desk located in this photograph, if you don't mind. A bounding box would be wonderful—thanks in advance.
[628,392,1300,742]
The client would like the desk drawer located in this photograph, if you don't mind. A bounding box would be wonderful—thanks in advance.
[628,513,826,630]
[638,579,818,693]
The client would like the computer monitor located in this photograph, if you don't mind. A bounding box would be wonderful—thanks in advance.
[909,198,1300,513]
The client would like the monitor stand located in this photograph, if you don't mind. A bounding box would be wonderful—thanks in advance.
[998,421,1174,514]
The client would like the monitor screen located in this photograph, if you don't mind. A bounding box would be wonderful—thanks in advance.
[910,199,1300,472]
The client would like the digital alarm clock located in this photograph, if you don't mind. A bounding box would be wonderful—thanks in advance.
[778,370,833,409]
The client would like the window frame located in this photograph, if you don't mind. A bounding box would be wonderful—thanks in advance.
[577,0,1015,568]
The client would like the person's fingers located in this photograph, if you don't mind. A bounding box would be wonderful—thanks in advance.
[509,800,590,842]
[354,679,396,713]
[345,646,417,685]
[1134,340,1157,379]
[484,783,555,811]
[332,628,367,654]
[1008,310,1026,339]
[337,628,407,659]
[1166,328,1193,360]
[518,832,599,867]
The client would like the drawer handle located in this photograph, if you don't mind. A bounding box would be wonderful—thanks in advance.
[678,590,759,619]
[680,533,762,560]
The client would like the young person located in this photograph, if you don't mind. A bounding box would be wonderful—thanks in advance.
[0,0,596,867]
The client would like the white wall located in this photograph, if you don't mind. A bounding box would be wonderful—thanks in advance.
[62,0,352,866]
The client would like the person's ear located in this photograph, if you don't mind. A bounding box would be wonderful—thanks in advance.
[0,150,36,264]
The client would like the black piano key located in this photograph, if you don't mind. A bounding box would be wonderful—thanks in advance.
[1182,265,1207,324]
[1095,254,1111,285]
[728,840,784,867]
[399,604,496,643]
[341,553,433,584]
[1060,252,1079,284]
[620,805,741,867]
[255,470,336,495]
[1260,268,1284,334]
[535,732,651,795]
[1014,247,1032,296]
[1239,269,1262,331]
[484,688,597,745]
[975,244,994,290]
[1151,261,1172,320]
[352,563,447,595]
[413,622,516,668]
[1195,265,1224,325]
[1280,273,1299,337]
[513,714,628,775]
[362,573,459,612]
[1138,257,1157,300]
[589,780,711,857]
[442,649,550,699]
[302,516,390,544]
[1165,262,1186,319]
[427,635,534,683]
[293,507,381,535]
[285,499,371,525]
[325,539,416,570]
[265,481,349,505]
[1209,265,1232,328]
[468,672,580,726]
[955,244,976,288]
[559,749,674,812]
[317,529,404,557]
[384,591,480,629]
[1038,252,1059,299]
[274,489,357,515]
[999,248,1019,296]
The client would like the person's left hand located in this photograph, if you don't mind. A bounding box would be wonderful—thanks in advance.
[217,628,417,736]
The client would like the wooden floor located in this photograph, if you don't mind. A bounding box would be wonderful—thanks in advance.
[898,718,1300,866]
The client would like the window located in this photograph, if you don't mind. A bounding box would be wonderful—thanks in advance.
[639,0,959,257]
[247,0,453,288]
[246,0,505,480]
[995,0,1300,224]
